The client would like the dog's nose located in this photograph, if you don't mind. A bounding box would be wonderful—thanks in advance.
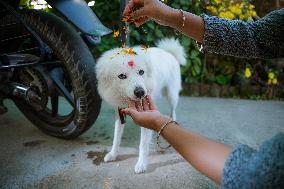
[134,87,145,99]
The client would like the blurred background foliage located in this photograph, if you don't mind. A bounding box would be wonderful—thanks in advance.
[25,0,284,100]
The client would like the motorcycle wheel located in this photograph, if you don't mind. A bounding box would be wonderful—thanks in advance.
[13,10,101,139]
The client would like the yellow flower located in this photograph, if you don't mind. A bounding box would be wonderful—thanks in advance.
[229,5,242,15]
[272,78,278,85]
[239,14,246,20]
[121,48,137,55]
[141,45,149,51]
[214,0,221,4]
[249,4,255,9]
[268,79,272,85]
[245,68,252,78]
[219,11,235,20]
[268,72,275,79]
[113,30,120,38]
[251,11,257,17]
[206,6,218,14]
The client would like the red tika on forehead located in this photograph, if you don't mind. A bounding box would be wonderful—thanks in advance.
[128,60,135,68]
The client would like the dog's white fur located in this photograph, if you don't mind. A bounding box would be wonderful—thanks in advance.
[95,38,186,173]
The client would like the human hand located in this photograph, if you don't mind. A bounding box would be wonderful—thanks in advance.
[123,0,171,27]
[121,96,171,131]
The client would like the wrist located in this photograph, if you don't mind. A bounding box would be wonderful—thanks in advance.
[153,115,171,132]
[162,6,180,28]
[152,2,177,26]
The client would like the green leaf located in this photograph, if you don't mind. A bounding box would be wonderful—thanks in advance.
[171,2,180,9]
[190,50,199,59]
[146,33,154,42]
[131,30,141,41]
[215,75,229,85]
[146,22,155,30]
[192,61,201,76]
[155,29,164,38]
[181,36,191,46]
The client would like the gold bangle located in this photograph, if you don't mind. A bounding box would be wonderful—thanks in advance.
[174,9,186,35]
[179,9,186,29]
[156,120,179,150]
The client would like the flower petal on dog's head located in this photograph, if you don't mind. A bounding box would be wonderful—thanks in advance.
[121,48,137,55]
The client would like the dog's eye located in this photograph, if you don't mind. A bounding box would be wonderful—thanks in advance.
[118,74,127,79]
[138,70,144,76]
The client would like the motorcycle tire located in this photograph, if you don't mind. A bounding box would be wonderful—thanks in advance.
[14,10,101,139]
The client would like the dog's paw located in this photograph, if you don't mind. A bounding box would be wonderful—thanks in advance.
[104,152,117,162]
[134,161,147,174]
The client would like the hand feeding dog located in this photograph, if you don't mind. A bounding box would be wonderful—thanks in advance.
[95,38,186,173]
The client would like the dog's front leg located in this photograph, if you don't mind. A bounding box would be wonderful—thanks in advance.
[135,127,152,173]
[104,115,125,162]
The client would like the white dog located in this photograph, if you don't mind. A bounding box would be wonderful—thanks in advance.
[95,38,186,173]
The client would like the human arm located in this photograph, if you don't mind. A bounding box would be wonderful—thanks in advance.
[124,0,284,59]
[201,9,284,59]
[122,96,284,187]
[123,0,205,43]
[221,133,284,188]
[121,96,231,184]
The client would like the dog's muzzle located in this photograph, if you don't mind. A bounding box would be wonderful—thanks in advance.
[134,87,145,99]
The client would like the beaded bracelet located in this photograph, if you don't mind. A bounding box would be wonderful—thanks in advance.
[156,120,179,150]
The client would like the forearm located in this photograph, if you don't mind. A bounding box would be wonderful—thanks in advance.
[161,6,205,43]
[200,10,284,59]
[161,7,284,59]
[155,120,231,184]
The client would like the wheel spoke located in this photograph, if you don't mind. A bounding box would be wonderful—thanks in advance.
[51,93,59,117]
[50,68,75,108]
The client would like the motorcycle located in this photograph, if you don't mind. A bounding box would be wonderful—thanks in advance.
[0,0,112,138]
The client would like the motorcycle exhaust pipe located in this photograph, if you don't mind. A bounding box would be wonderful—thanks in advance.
[0,82,40,103]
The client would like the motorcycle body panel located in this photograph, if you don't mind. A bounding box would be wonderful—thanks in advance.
[45,0,112,36]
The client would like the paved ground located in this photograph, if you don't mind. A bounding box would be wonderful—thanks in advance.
[0,97,284,189]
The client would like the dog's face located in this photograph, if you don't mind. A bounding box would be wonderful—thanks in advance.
[96,50,153,106]
[112,57,148,100]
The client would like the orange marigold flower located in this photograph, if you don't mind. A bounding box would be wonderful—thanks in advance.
[122,16,131,23]
[113,30,120,38]
[141,45,149,51]
[121,48,137,55]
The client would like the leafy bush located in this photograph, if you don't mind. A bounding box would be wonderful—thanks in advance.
[24,0,284,99]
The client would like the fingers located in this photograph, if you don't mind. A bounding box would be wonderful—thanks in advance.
[147,96,157,110]
[127,96,156,112]
[135,101,143,112]
[142,97,149,111]
[127,100,142,112]
[134,16,149,27]
[121,108,137,117]
[131,8,147,20]
[128,100,136,109]
[123,0,143,16]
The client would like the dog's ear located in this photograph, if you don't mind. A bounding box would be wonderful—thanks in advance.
[144,56,156,94]
[97,71,112,89]
[144,56,153,78]
[100,75,112,89]
[95,59,112,89]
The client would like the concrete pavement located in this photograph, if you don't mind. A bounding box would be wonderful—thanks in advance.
[0,97,284,189]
